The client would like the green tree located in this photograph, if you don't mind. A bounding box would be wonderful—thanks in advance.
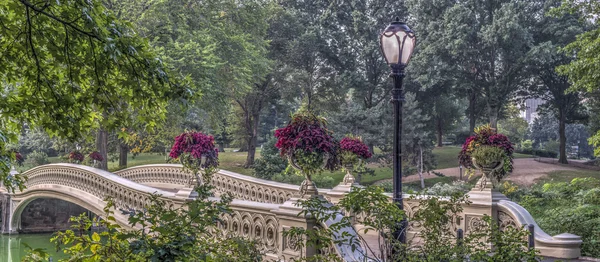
[412,0,535,129]
[432,96,461,147]
[0,0,187,191]
[552,0,600,156]
[497,105,529,145]
[526,0,588,163]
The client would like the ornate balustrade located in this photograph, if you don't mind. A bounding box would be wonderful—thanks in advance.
[1,163,584,260]
[115,164,312,204]
[352,189,582,259]
[1,164,361,261]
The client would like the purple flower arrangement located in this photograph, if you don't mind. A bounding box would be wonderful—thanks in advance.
[275,109,337,173]
[14,152,24,166]
[169,131,219,169]
[275,110,336,157]
[340,136,372,160]
[69,151,85,163]
[89,151,104,162]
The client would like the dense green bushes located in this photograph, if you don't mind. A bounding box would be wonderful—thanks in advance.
[253,137,287,180]
[24,151,50,166]
[515,148,558,158]
[507,178,600,257]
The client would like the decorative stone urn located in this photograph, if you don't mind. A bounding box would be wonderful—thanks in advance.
[471,157,504,190]
[341,163,358,185]
[288,153,329,198]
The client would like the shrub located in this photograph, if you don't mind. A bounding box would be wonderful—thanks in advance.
[253,136,287,180]
[543,140,560,155]
[24,151,50,166]
[422,181,471,196]
[515,148,558,158]
[518,178,600,257]
[520,139,533,150]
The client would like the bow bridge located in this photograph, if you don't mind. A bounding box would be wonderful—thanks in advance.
[0,163,584,260]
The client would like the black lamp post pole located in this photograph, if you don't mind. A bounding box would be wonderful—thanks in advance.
[391,63,407,245]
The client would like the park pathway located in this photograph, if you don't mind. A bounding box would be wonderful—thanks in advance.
[377,158,582,187]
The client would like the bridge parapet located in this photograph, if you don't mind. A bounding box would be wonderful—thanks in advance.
[116,164,308,204]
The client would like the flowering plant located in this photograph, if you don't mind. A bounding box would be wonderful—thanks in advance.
[459,125,514,181]
[169,131,219,184]
[69,151,85,163]
[274,109,337,175]
[14,151,24,166]
[89,151,104,162]
[339,136,372,167]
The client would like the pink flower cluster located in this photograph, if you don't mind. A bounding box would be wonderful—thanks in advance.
[340,137,372,159]
[274,113,336,157]
[69,151,84,162]
[169,131,219,167]
[89,151,104,162]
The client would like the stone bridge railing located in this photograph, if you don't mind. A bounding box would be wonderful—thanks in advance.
[114,164,584,259]
[115,164,308,204]
[0,164,365,261]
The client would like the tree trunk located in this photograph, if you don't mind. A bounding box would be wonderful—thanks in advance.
[469,91,477,132]
[488,105,499,129]
[119,141,128,169]
[244,112,260,168]
[419,145,425,189]
[95,129,108,170]
[218,143,225,153]
[436,118,443,147]
[558,110,568,164]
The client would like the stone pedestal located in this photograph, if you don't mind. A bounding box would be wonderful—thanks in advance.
[463,175,508,236]
[325,170,361,205]
[175,187,198,201]
[272,197,319,260]
[0,193,15,234]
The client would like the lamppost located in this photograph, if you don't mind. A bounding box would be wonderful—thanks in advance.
[379,17,416,246]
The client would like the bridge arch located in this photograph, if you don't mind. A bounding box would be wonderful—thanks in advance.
[3,164,185,234]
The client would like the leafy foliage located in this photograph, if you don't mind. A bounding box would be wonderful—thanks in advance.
[275,108,337,176]
[24,150,50,166]
[471,146,507,168]
[253,136,287,180]
[515,177,600,257]
[287,186,538,261]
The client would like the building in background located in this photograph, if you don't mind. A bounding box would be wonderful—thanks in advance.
[520,98,545,124]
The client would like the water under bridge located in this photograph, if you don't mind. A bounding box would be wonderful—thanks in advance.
[0,164,583,261]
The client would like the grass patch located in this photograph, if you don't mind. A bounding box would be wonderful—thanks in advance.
[433,146,461,169]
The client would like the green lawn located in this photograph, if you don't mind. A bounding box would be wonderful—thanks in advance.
[433,146,461,169]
